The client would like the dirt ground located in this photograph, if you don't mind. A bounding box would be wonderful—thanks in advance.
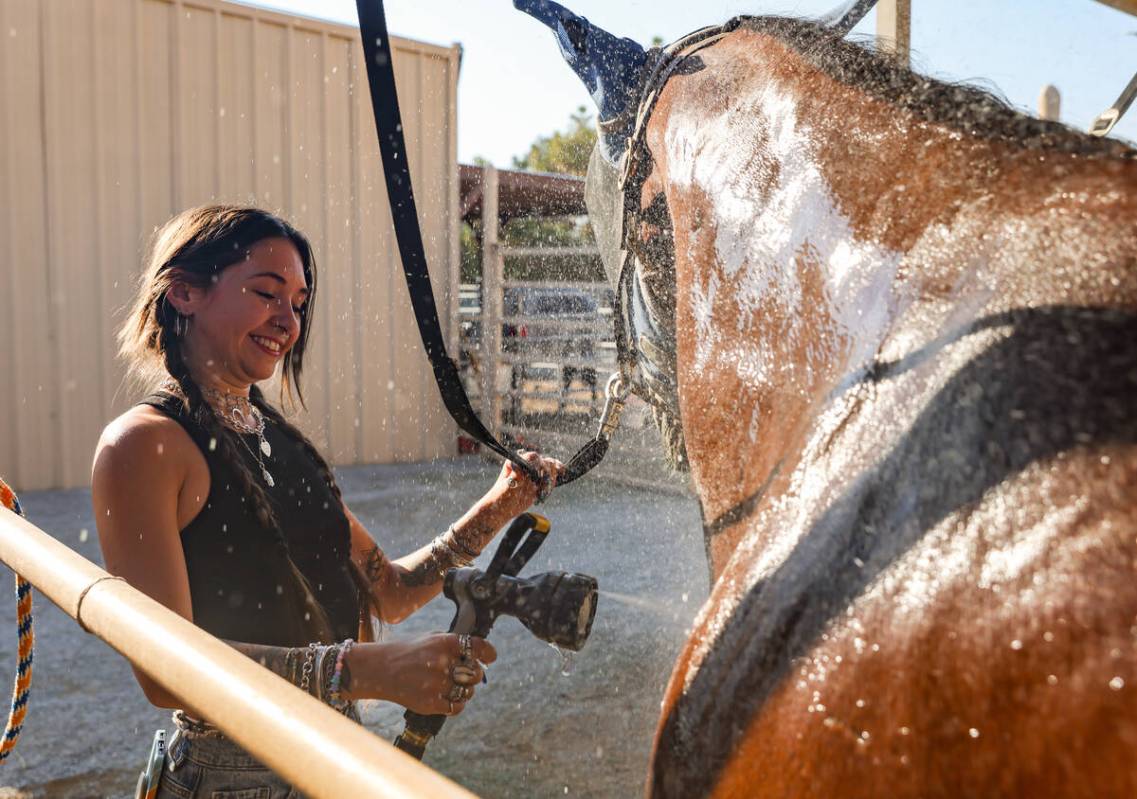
[0,458,705,798]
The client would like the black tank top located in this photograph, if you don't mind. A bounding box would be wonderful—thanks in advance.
[143,392,360,646]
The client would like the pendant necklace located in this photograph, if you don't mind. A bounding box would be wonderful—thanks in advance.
[199,386,275,488]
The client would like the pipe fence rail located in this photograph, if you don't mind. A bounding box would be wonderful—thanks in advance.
[0,505,476,799]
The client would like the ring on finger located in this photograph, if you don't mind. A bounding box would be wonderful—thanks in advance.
[451,665,478,683]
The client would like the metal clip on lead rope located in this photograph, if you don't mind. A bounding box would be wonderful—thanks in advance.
[597,374,629,442]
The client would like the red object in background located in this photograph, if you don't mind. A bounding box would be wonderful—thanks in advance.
[457,435,480,455]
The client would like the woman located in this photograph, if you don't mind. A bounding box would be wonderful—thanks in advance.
[92,205,561,797]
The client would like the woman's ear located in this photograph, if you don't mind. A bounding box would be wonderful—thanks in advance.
[165,279,203,317]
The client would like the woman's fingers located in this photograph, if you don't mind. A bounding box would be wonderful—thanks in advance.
[470,636,497,664]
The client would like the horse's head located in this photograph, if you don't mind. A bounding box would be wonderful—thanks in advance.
[515,1,878,289]
[515,1,881,473]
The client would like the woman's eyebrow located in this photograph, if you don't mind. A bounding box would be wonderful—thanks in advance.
[248,271,309,294]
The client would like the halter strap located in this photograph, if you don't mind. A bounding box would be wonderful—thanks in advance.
[356,0,627,487]
[355,0,545,487]
[1089,69,1137,138]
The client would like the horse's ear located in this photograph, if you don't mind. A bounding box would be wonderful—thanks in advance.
[819,0,879,36]
[514,0,646,164]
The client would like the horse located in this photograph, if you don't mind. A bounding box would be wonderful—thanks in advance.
[517,2,1137,796]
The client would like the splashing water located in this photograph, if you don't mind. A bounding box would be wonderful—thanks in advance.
[549,643,576,676]
[599,589,671,614]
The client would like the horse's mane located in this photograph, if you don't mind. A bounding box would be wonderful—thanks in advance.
[737,16,1135,158]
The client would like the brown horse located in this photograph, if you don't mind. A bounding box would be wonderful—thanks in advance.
[518,5,1137,797]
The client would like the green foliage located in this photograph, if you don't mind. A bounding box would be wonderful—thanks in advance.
[511,106,597,177]
[463,109,606,284]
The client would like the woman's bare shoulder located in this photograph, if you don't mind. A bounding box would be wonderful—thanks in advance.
[93,403,197,481]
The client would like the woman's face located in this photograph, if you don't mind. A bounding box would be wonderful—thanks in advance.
[173,237,309,388]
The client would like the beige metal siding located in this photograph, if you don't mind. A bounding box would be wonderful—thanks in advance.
[0,0,459,491]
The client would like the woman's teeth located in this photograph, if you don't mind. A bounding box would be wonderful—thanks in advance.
[251,335,282,354]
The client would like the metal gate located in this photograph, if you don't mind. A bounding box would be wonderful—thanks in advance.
[456,164,687,493]
[457,279,688,493]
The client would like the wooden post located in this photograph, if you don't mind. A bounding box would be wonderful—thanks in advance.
[480,165,503,434]
[876,0,911,67]
[1039,84,1061,121]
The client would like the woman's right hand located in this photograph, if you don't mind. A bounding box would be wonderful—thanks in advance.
[347,634,497,715]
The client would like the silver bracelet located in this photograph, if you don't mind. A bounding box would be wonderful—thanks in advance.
[430,532,473,573]
[299,643,318,696]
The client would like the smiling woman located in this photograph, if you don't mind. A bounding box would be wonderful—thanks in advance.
[92,205,563,797]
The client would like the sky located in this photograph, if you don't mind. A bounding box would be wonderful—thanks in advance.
[244,0,1137,167]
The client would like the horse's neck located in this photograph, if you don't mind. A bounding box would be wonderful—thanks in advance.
[649,27,1135,578]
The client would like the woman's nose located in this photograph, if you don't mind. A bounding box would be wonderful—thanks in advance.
[274,303,300,338]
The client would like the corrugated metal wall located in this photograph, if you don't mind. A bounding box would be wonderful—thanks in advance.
[0,0,460,490]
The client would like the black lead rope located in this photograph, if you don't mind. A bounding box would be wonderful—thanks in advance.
[355,0,621,489]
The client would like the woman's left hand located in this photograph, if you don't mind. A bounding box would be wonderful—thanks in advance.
[482,450,564,521]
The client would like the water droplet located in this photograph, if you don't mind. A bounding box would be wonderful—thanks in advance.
[969,728,980,738]
[1010,639,1023,650]
[1109,676,1124,691]
[855,698,865,708]
[549,643,575,676]
[78,528,89,542]
[899,726,910,736]
[1047,674,1058,686]
[1043,631,1054,642]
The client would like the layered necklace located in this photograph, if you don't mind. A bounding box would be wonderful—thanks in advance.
[198,385,276,488]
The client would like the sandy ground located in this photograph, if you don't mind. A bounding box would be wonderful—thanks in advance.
[0,458,705,798]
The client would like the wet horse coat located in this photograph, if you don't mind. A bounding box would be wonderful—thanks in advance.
[639,20,1137,798]
[522,7,1137,797]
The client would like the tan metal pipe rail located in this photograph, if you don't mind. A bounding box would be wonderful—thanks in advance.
[0,506,476,799]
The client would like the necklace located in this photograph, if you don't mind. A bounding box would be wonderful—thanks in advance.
[197,385,276,488]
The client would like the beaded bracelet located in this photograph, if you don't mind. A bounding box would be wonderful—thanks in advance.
[329,639,355,703]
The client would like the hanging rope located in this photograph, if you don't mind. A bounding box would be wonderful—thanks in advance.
[0,477,33,763]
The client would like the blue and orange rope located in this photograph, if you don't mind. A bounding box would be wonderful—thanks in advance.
[0,478,32,763]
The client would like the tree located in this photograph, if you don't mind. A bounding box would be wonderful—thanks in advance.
[465,108,605,282]
[511,106,597,176]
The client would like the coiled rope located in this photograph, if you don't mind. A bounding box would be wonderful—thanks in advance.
[0,478,32,763]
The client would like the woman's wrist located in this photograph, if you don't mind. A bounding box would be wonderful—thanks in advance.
[451,503,506,556]
[339,641,377,702]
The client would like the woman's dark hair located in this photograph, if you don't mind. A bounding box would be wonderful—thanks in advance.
[119,204,374,645]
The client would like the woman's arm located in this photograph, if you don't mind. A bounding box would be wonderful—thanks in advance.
[92,409,207,714]
[348,454,561,624]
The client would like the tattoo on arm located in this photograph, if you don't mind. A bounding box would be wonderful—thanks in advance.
[399,548,447,588]
[364,546,390,587]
